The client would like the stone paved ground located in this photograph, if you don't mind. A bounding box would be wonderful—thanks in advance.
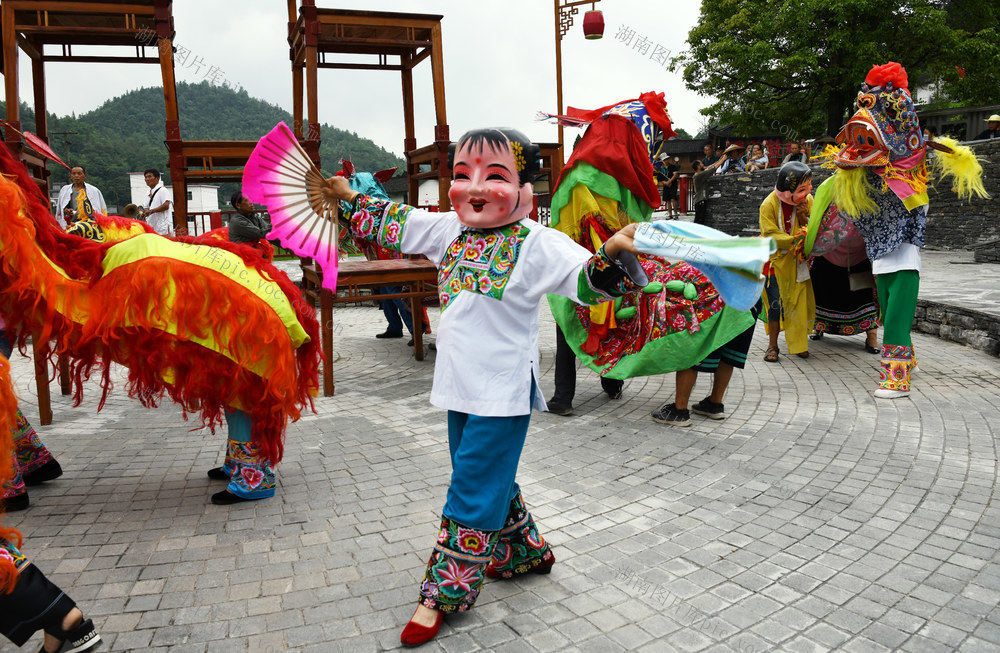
[6,264,1000,652]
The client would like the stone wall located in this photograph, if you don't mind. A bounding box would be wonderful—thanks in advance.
[702,139,1000,250]
[914,300,1000,357]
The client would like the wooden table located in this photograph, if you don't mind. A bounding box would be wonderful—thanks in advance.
[301,258,438,396]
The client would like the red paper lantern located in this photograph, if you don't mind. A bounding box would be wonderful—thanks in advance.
[582,10,604,40]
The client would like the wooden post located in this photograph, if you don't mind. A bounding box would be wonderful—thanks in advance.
[32,340,52,426]
[321,288,334,396]
[2,5,19,131]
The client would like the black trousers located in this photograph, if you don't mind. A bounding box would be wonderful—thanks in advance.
[551,326,622,405]
[0,563,75,646]
[694,200,707,225]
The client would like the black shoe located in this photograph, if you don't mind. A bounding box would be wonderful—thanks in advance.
[207,467,230,481]
[651,403,691,426]
[23,458,63,486]
[407,338,414,347]
[810,332,824,340]
[59,618,102,653]
[375,330,404,339]
[546,400,573,416]
[601,379,624,400]
[691,397,725,420]
[211,490,254,505]
[2,492,28,512]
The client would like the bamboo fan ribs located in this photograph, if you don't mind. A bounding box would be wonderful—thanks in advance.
[243,122,341,291]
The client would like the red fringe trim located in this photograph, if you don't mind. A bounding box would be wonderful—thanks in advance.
[0,146,321,465]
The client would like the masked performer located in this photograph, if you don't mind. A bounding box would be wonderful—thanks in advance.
[760,161,815,362]
[542,93,763,403]
[819,62,987,397]
[324,128,647,647]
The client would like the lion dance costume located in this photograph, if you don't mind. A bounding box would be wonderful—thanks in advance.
[0,143,320,502]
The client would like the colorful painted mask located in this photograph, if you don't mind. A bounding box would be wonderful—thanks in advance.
[775,161,812,205]
[449,129,538,229]
[834,62,924,169]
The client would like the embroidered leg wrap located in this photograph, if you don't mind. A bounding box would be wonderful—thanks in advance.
[418,516,499,613]
[878,344,912,393]
[220,438,238,477]
[225,440,276,500]
[1,449,25,500]
[13,410,54,475]
[490,491,553,578]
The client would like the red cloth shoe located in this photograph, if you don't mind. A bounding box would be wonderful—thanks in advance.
[485,552,555,580]
[400,608,444,647]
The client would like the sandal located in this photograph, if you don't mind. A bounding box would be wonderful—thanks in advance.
[796,351,809,359]
[764,346,780,362]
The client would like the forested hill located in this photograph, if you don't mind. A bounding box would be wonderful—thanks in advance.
[2,81,404,210]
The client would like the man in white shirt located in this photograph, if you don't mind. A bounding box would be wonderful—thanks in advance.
[140,168,173,236]
[55,166,108,228]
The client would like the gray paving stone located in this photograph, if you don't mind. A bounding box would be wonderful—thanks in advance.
[7,281,1000,652]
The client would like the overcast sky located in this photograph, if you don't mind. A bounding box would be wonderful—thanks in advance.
[17,1,712,157]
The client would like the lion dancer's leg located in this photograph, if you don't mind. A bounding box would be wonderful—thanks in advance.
[13,410,62,486]
[211,409,276,505]
[402,384,552,646]
[874,270,919,399]
[1,448,27,512]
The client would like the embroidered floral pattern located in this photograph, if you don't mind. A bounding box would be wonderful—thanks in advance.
[13,410,53,474]
[438,223,528,310]
[346,195,413,253]
[226,439,276,499]
[0,537,28,574]
[419,516,499,613]
[575,259,725,369]
[1,449,25,500]
[879,344,912,392]
[852,178,927,261]
[489,491,553,579]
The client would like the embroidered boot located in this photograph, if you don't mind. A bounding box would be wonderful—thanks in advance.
[874,344,912,399]
[207,438,238,480]
[485,490,555,579]
[14,410,62,486]
[211,440,276,504]
[417,516,499,613]
[1,449,28,511]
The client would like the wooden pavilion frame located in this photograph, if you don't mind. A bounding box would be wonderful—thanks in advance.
[1,0,177,425]
[287,3,451,208]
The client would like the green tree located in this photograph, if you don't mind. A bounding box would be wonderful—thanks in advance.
[671,0,998,139]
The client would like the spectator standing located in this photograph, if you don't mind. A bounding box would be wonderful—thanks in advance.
[228,191,273,249]
[974,115,1000,140]
[700,143,720,167]
[922,126,937,142]
[139,168,173,236]
[691,157,725,225]
[781,142,807,165]
[655,154,681,218]
[55,166,107,229]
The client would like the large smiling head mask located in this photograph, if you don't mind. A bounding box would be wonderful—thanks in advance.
[834,62,924,169]
[448,128,541,229]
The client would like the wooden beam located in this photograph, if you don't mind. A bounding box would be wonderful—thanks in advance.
[7,2,156,13]
[16,34,41,59]
[317,62,403,71]
[2,5,19,127]
[405,47,431,70]
[42,55,159,63]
